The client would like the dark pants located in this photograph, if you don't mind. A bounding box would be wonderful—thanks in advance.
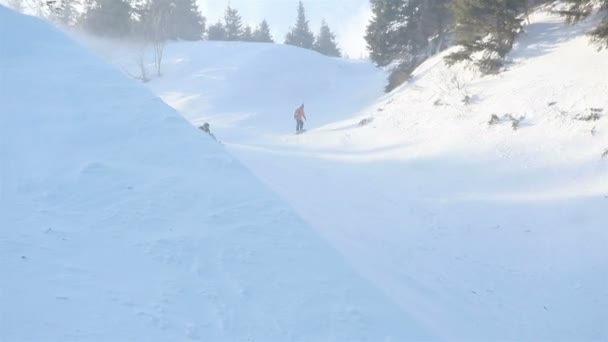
[296,120,304,132]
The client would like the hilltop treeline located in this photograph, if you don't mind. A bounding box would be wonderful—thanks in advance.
[366,0,608,91]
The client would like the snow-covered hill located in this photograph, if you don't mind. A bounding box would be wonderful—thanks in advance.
[310,10,608,165]
[97,5,608,340]
[0,6,428,341]
[77,37,386,142]
[266,10,608,339]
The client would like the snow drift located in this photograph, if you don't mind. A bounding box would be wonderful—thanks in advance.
[0,6,427,341]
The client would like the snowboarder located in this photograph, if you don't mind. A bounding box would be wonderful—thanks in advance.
[199,122,218,141]
[294,103,307,133]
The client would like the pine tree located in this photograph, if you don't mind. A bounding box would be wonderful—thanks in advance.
[365,0,407,67]
[560,0,595,23]
[136,0,173,41]
[419,0,452,54]
[223,5,244,41]
[285,1,315,49]
[161,0,206,41]
[207,21,226,40]
[586,0,608,48]
[446,0,525,73]
[561,0,608,48]
[253,19,274,42]
[366,0,452,91]
[82,0,133,38]
[136,0,206,41]
[314,20,341,57]
[241,25,253,41]
[47,0,81,26]
[366,0,424,65]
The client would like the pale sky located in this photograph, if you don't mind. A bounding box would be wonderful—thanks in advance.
[197,0,372,58]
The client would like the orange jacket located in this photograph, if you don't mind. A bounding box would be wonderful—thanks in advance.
[294,106,306,121]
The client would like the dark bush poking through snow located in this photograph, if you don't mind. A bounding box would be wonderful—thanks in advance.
[488,114,525,130]
[575,108,603,121]
[359,117,374,127]
[488,114,501,126]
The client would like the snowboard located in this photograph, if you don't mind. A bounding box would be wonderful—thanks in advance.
[296,129,307,135]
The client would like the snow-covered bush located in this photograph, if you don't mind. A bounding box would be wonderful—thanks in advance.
[575,108,603,121]
[488,113,525,130]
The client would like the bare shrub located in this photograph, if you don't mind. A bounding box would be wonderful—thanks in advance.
[488,114,500,126]
[575,108,603,121]
[359,117,374,127]
[488,113,524,130]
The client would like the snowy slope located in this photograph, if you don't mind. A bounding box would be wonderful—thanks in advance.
[228,9,608,340]
[110,5,608,340]
[0,7,429,341]
[77,37,386,142]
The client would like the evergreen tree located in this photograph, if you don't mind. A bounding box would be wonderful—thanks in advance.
[446,0,525,73]
[366,0,451,91]
[49,0,81,26]
[162,0,206,41]
[419,0,452,54]
[223,5,244,41]
[561,0,608,48]
[560,0,595,23]
[285,1,315,49]
[253,19,274,42]
[135,0,173,40]
[365,0,407,67]
[314,20,341,57]
[82,0,133,38]
[242,25,254,41]
[135,0,205,41]
[207,21,226,40]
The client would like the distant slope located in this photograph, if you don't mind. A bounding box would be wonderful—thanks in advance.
[77,37,386,141]
[0,6,428,341]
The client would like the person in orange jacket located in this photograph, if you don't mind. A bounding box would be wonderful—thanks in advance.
[294,103,307,133]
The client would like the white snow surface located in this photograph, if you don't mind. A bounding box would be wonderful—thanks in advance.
[3,3,608,340]
[79,6,608,341]
[0,7,428,341]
